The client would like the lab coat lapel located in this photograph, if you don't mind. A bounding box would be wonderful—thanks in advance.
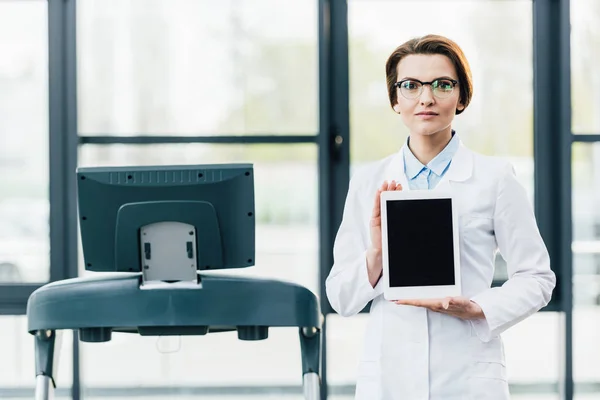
[383,144,411,191]
[384,141,473,193]
[435,143,473,191]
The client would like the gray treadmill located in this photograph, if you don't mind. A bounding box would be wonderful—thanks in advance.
[26,164,322,400]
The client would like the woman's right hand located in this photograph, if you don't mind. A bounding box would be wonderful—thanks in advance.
[366,180,403,287]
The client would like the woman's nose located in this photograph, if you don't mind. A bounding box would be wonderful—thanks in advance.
[419,85,435,105]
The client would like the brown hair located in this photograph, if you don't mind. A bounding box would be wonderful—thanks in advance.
[385,34,473,115]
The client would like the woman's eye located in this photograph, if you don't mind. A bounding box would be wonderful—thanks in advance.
[435,80,453,90]
[402,81,419,90]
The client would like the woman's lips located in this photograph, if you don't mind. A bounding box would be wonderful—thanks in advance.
[415,112,438,119]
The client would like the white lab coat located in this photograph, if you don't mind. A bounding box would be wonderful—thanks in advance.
[326,142,556,400]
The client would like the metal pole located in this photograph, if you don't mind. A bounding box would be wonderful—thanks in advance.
[35,375,53,400]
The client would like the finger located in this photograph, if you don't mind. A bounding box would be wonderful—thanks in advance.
[417,299,449,312]
[445,300,474,317]
[372,181,389,217]
[445,303,462,313]
[395,299,436,308]
[431,303,451,313]
[394,299,418,306]
[370,216,381,227]
[449,297,469,308]
[442,297,451,310]
[371,189,382,218]
[395,301,434,310]
[441,309,464,318]
[400,302,448,314]
[396,182,403,191]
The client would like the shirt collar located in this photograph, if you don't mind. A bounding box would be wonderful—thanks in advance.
[403,131,460,179]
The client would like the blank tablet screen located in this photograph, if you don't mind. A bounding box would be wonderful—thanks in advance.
[385,198,455,287]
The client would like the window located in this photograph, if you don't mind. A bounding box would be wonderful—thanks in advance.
[572,143,600,393]
[0,0,50,284]
[74,1,320,395]
[77,0,318,136]
[571,0,600,135]
[571,2,600,395]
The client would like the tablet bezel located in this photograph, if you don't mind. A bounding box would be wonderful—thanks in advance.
[380,189,461,300]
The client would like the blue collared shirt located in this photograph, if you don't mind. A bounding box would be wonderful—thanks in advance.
[403,132,460,190]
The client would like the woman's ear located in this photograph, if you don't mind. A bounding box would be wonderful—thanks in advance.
[392,103,401,114]
[456,102,465,113]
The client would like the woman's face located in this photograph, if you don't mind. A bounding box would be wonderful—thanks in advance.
[393,54,464,138]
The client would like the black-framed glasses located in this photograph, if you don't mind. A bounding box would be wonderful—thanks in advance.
[395,78,458,99]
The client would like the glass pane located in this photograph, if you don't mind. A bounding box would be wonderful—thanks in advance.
[77,144,318,394]
[0,1,50,283]
[77,0,318,136]
[571,0,600,134]
[502,313,560,396]
[572,142,600,397]
[0,316,73,399]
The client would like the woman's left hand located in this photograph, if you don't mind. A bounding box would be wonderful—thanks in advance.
[393,296,485,320]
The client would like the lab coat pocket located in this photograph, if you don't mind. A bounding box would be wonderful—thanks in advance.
[468,338,510,399]
[468,361,510,400]
[471,359,507,380]
[355,361,381,400]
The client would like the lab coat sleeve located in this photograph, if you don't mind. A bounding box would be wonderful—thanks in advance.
[470,163,556,342]
[326,173,384,317]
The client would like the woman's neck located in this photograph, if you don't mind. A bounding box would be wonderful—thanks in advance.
[408,128,453,165]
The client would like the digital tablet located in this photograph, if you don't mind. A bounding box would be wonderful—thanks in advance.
[380,189,461,300]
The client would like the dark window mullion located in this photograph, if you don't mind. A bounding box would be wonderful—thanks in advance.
[0,285,41,315]
[49,0,80,399]
[318,0,350,399]
[533,0,573,399]
[572,134,600,142]
[78,135,317,145]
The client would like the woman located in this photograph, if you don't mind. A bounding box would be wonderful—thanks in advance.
[325,34,556,400]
